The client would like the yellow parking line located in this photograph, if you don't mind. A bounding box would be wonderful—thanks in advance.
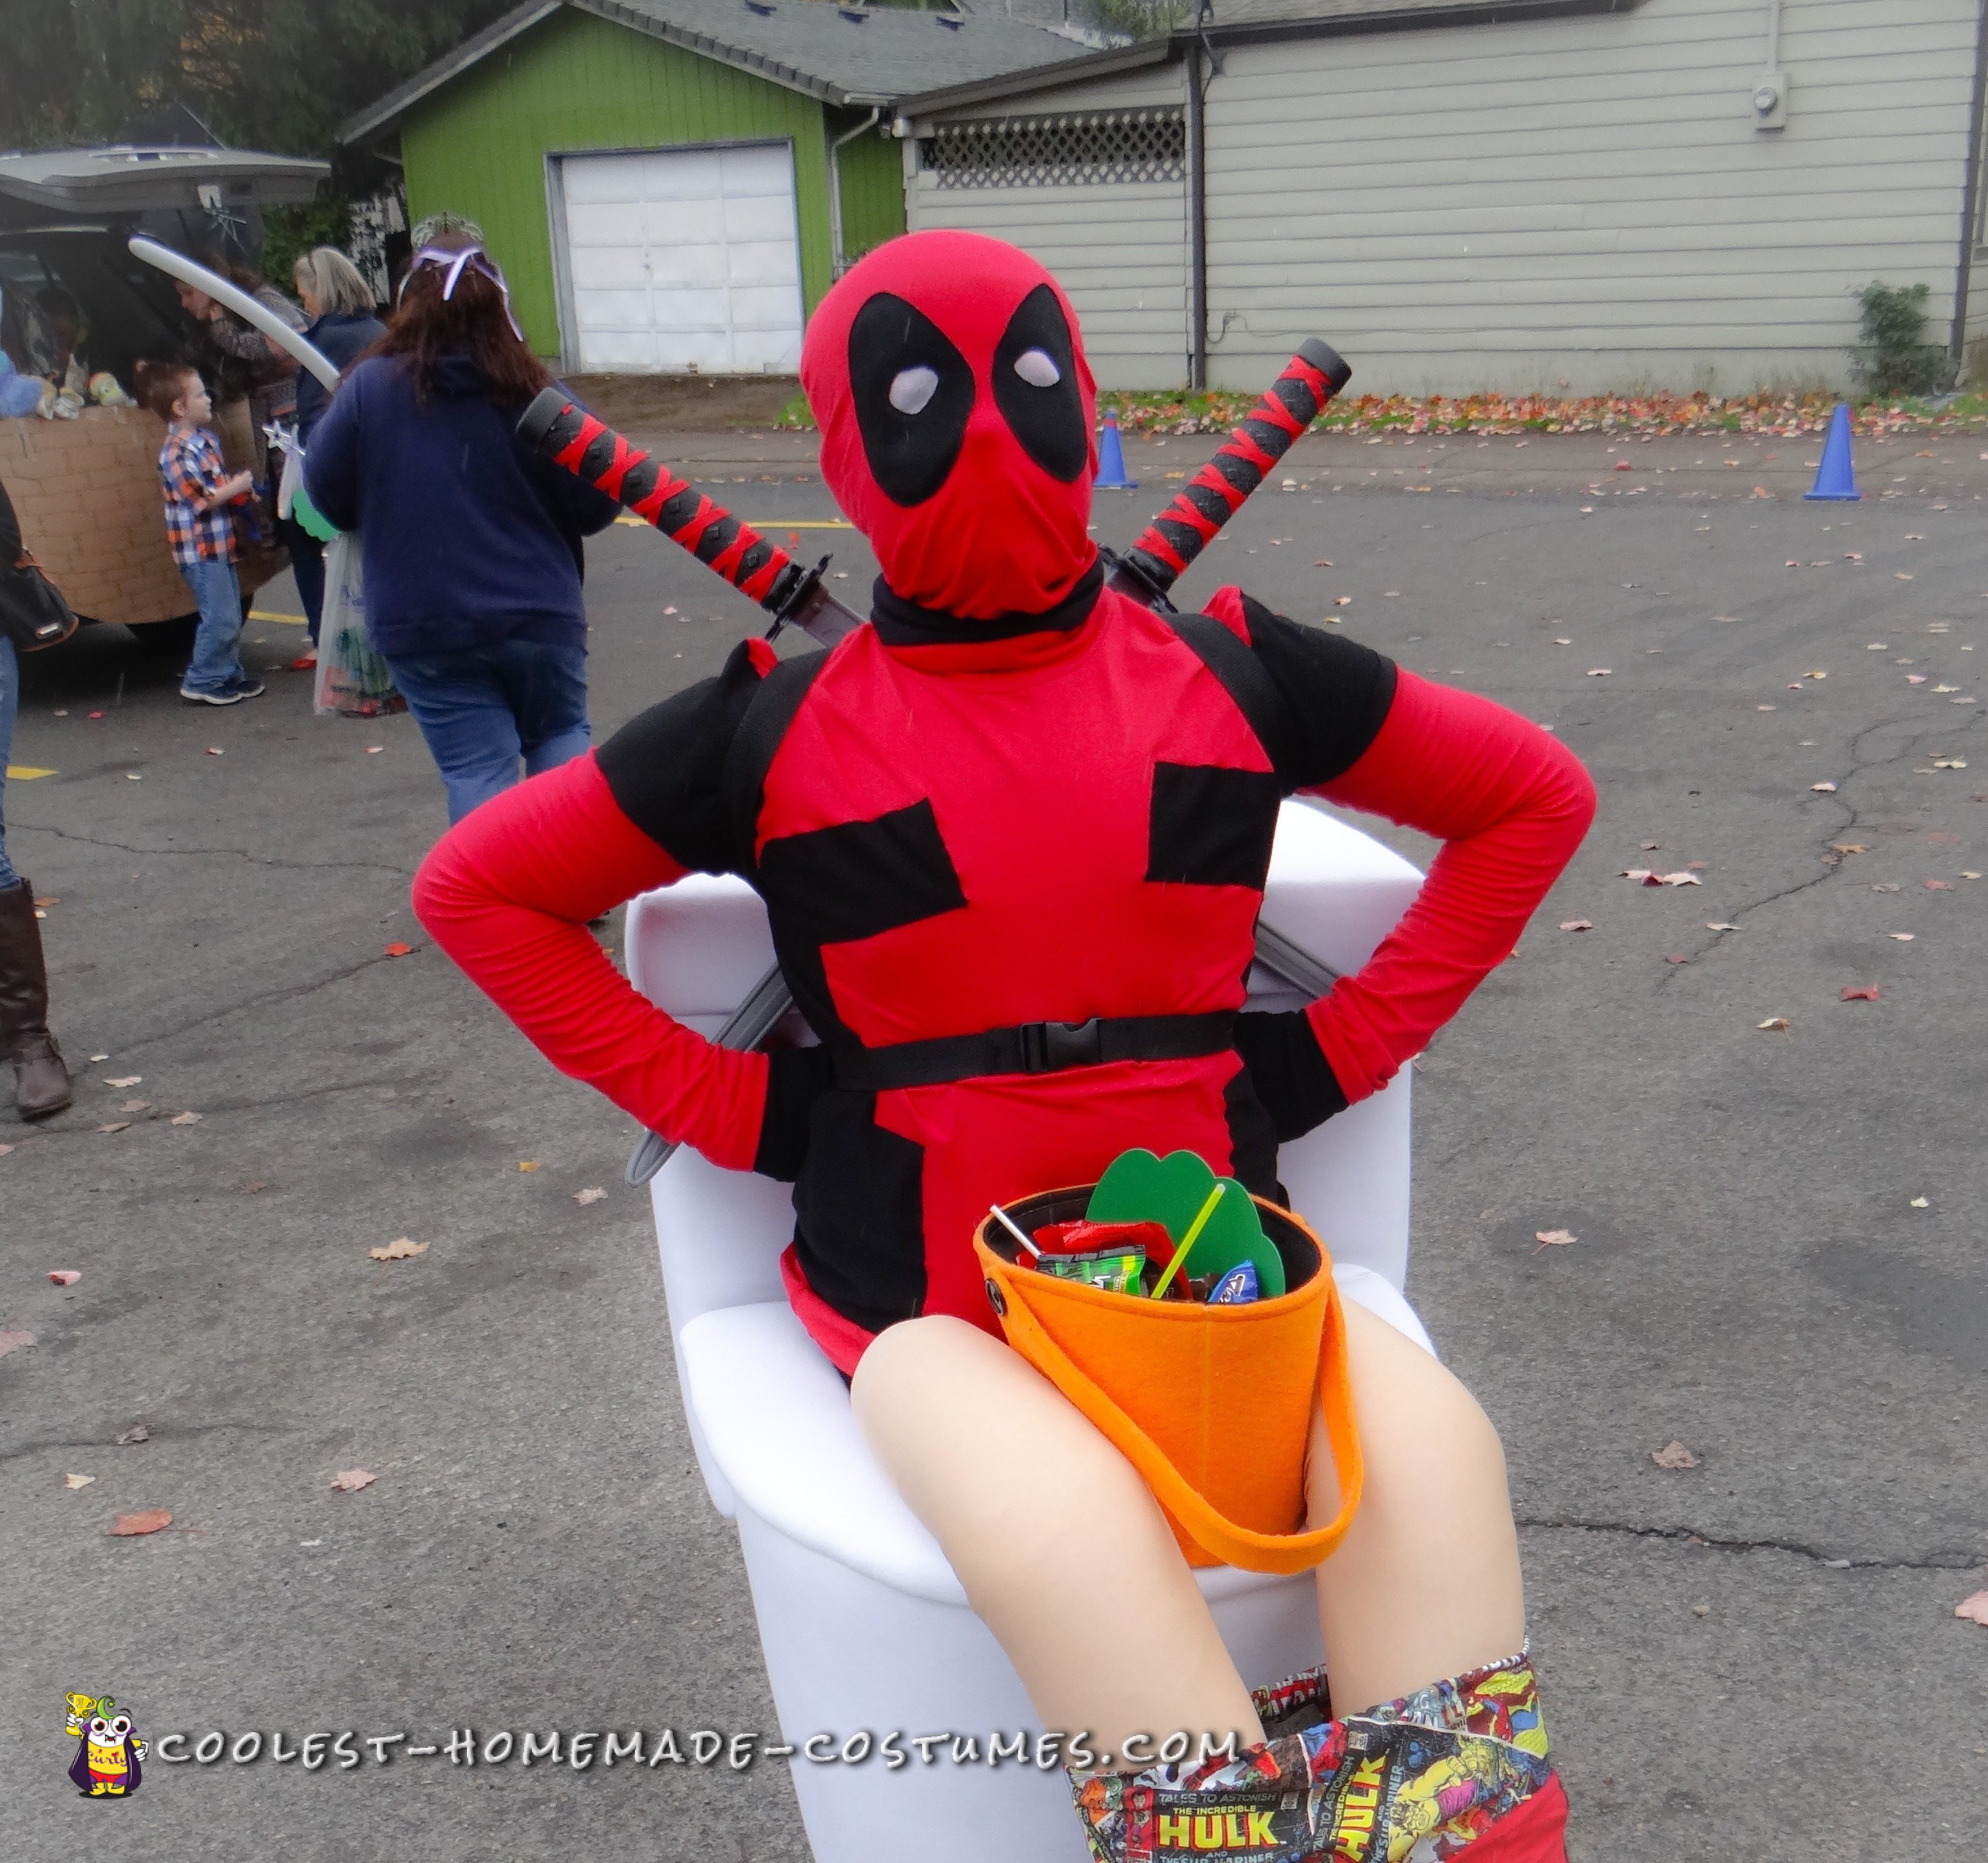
[6,766,57,780]
[249,610,307,625]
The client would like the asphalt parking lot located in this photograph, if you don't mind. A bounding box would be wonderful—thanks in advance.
[5,423,1985,1860]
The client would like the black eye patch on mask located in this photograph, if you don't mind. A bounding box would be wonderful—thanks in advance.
[992,283,1087,484]
[848,292,976,506]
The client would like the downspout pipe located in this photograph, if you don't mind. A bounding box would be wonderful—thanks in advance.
[1186,37,1207,389]
[828,106,884,279]
[1950,0,1988,381]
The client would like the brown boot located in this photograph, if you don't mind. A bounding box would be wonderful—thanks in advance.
[0,876,73,1119]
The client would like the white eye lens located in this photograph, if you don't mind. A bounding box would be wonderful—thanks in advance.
[1012,347,1061,388]
[110,1716,131,1737]
[90,1719,108,1737]
[887,366,940,415]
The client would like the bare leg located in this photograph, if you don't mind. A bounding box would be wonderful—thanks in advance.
[852,1314,1265,1757]
[1307,1300,1526,1713]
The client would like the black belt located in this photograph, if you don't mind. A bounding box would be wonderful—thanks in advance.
[831,1012,1235,1093]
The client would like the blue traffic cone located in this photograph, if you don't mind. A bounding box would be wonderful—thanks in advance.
[1804,403,1860,500]
[1095,411,1137,489]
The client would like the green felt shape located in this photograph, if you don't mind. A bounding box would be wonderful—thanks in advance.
[1085,1148,1285,1298]
[291,483,340,542]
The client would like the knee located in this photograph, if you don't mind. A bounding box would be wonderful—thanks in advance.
[850,1315,991,1426]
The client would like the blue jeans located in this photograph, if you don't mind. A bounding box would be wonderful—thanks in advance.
[384,638,591,824]
[180,557,247,695]
[282,518,326,644]
[0,633,19,889]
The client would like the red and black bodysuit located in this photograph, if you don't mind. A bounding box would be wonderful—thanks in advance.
[413,233,1596,1376]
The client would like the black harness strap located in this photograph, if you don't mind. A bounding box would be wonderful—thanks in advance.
[831,1011,1235,1092]
[721,647,830,875]
[1164,610,1289,776]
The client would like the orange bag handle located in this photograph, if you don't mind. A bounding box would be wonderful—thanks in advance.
[990,1263,1366,1577]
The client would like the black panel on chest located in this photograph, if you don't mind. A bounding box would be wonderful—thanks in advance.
[1146,763,1281,889]
[757,799,967,943]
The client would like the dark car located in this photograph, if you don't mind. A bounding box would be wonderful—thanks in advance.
[0,145,327,643]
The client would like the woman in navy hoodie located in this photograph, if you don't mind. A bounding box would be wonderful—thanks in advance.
[303,235,618,822]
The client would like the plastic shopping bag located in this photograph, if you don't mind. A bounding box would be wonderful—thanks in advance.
[312,534,405,718]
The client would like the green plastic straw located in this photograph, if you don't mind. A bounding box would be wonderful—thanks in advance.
[1148,1182,1226,1301]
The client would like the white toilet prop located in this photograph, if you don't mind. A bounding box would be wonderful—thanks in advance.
[627,797,1430,1863]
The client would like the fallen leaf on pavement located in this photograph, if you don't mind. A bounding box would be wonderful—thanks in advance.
[368,1238,428,1262]
[116,1424,149,1444]
[0,1329,35,1358]
[1312,559,1333,567]
[383,942,413,958]
[1533,1229,1577,1253]
[205,746,223,756]
[1757,1017,1791,1031]
[1554,636,1572,645]
[331,1469,376,1493]
[65,1473,94,1489]
[47,1269,80,1285]
[1657,872,1703,886]
[95,1122,129,1134]
[574,1186,608,1206]
[237,1180,265,1195]
[1620,868,1654,882]
[1888,932,1915,941]
[104,1075,140,1088]
[1664,954,1690,964]
[108,1509,173,1537]
[1333,596,1351,607]
[1907,674,1928,684]
[1926,880,1953,891]
[1872,882,1901,893]
[1909,1196,1929,1209]
[0,1142,13,1156]
[1586,668,1611,677]
[1652,1441,1700,1470]
[1810,781,1837,792]
[1706,922,1741,932]
[118,1099,149,1113]
[1957,1592,1988,1627]
[1805,670,1828,680]
[1757,704,1776,710]
[518,1160,540,1172]
[169,1111,200,1126]
[1964,871,1982,880]
[1841,985,1881,1001]
[1640,840,1661,850]
[1558,919,1593,932]
[1831,843,1868,855]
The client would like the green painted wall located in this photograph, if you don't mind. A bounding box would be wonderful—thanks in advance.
[830,113,907,268]
[400,8,908,362]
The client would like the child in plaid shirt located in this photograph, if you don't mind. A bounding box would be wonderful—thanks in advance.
[142,364,264,705]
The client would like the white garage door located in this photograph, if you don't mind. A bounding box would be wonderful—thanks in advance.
[557,143,804,373]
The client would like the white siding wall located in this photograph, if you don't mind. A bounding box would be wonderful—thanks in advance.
[1205,0,1982,395]
[908,62,1192,388]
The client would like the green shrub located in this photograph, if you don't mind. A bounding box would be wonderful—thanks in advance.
[259,194,353,294]
[1853,281,1949,397]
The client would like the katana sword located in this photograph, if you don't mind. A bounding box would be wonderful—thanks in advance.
[515,345,1355,1184]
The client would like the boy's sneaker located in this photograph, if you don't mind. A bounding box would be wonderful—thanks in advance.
[222,676,267,700]
[180,683,243,706]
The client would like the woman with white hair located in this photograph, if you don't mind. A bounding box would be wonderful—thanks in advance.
[285,247,384,665]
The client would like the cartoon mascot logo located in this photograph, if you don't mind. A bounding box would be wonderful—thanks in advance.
[65,1692,146,1797]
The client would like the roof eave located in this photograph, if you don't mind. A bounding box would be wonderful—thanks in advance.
[1191,0,1645,50]
[338,0,561,144]
[893,35,1175,122]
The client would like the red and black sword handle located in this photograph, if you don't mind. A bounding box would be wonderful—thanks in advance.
[516,387,855,643]
[1104,337,1350,609]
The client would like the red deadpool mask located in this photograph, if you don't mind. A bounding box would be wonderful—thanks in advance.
[801,231,1097,620]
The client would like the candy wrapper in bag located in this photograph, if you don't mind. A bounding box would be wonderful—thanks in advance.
[313,534,406,719]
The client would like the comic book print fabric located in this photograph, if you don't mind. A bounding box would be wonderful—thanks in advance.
[1071,1649,1554,1863]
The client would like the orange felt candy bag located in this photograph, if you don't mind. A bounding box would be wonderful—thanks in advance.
[974,1186,1363,1575]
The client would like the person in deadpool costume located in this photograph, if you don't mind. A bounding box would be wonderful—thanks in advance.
[413,231,1595,1860]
